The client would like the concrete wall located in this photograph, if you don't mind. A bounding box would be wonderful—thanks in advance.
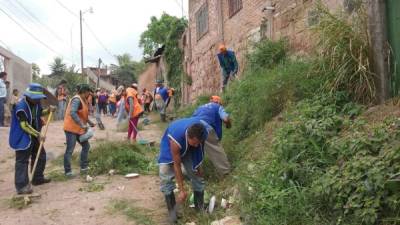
[183,0,343,104]
[0,46,32,97]
[0,46,32,125]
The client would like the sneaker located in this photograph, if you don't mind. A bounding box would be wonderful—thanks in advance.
[32,178,51,186]
[65,172,76,178]
[80,167,90,175]
[17,185,33,195]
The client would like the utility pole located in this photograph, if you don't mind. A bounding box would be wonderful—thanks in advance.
[181,0,184,17]
[97,58,102,89]
[80,10,88,84]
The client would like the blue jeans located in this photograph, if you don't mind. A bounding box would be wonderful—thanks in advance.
[0,97,5,126]
[57,100,66,120]
[117,99,126,123]
[159,150,205,195]
[64,131,90,174]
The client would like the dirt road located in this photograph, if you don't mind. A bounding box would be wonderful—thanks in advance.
[0,114,166,225]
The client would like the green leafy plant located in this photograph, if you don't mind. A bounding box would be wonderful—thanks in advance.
[89,142,155,175]
[140,13,187,107]
[247,38,288,71]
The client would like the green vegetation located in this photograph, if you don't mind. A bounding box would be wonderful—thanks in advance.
[79,182,106,192]
[115,53,145,85]
[178,4,400,224]
[313,3,374,103]
[140,13,188,106]
[8,197,30,210]
[108,199,155,225]
[47,170,69,182]
[247,38,287,71]
[89,141,157,175]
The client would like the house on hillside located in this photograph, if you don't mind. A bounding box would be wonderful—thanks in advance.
[138,45,168,93]
[181,0,343,104]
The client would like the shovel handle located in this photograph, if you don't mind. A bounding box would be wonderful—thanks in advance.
[30,111,53,183]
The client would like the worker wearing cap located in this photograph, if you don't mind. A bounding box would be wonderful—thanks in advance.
[192,95,231,175]
[9,83,56,194]
[63,84,95,177]
[125,83,143,142]
[154,80,170,122]
[217,44,238,91]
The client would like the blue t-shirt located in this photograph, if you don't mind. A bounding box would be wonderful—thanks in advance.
[192,102,228,140]
[158,118,208,171]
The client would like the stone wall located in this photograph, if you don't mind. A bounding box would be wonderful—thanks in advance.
[183,0,343,104]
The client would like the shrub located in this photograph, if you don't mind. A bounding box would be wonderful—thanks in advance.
[89,142,155,175]
[247,39,288,71]
[313,4,375,103]
[240,92,400,224]
[224,60,323,142]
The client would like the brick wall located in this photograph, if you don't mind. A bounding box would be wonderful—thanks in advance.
[183,0,343,105]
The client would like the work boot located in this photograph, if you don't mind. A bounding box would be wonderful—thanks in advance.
[32,177,51,186]
[17,184,33,195]
[194,191,204,212]
[164,193,177,224]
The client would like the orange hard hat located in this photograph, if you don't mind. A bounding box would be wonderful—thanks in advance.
[219,44,227,53]
[210,95,222,104]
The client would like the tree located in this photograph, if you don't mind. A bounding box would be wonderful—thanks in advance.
[114,53,141,85]
[32,63,41,81]
[139,13,187,56]
[49,57,66,76]
[139,13,188,106]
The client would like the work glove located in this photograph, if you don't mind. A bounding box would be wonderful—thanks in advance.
[82,125,89,132]
[38,133,46,142]
[49,105,57,112]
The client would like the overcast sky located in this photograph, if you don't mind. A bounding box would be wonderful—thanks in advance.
[0,0,188,75]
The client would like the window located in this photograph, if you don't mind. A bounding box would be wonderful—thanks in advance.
[228,0,242,18]
[196,3,209,40]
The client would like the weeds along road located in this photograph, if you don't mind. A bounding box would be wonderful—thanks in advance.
[0,113,168,225]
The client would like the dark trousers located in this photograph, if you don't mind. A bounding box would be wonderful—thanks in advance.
[99,102,107,115]
[0,97,5,126]
[144,103,151,112]
[15,138,47,191]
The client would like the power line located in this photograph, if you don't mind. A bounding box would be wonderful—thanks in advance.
[54,0,116,61]
[0,7,62,55]
[54,0,79,18]
[173,0,187,16]
[0,39,11,50]
[13,0,65,42]
[83,21,115,59]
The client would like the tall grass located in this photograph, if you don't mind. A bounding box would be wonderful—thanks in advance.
[313,3,375,103]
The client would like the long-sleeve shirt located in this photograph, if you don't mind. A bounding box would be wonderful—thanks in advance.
[217,50,239,75]
[70,97,93,128]
[16,104,50,138]
[0,79,6,98]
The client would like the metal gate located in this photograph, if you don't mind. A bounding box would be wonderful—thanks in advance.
[387,0,400,96]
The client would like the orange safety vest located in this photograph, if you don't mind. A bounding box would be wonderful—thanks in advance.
[125,88,143,118]
[64,95,89,135]
[109,93,117,103]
